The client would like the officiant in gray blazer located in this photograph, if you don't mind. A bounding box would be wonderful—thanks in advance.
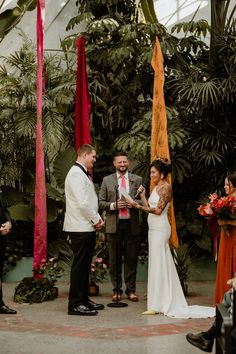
[99,152,142,302]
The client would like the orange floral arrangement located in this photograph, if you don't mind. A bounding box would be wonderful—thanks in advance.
[198,193,236,257]
[198,193,236,220]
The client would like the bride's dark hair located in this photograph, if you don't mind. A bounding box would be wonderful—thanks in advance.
[150,158,172,178]
[227,171,236,187]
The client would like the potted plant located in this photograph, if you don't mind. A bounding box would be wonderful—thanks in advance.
[14,258,64,304]
[89,244,108,296]
[171,243,192,296]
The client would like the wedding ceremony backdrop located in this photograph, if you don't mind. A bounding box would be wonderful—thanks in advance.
[0,0,235,286]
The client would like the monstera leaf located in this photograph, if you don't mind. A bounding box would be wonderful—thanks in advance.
[17,0,37,11]
[8,198,60,222]
[53,147,76,190]
[0,0,37,42]
[8,203,34,221]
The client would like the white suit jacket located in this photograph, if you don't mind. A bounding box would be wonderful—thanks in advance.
[63,165,101,232]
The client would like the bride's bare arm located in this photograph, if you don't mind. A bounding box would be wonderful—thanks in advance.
[133,184,172,215]
[140,191,149,207]
[128,189,149,209]
[218,219,236,227]
[155,184,172,215]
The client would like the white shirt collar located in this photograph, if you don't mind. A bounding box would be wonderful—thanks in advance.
[117,171,129,179]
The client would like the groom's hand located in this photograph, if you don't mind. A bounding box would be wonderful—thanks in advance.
[117,199,127,209]
[94,219,104,230]
[0,221,12,235]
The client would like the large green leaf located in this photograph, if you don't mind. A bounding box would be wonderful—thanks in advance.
[8,204,34,221]
[0,0,37,42]
[140,0,158,23]
[53,147,76,190]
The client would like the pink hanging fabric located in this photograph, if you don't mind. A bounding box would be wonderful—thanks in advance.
[120,176,128,217]
[33,0,47,279]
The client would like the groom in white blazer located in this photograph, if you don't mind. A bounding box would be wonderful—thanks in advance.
[64,144,104,316]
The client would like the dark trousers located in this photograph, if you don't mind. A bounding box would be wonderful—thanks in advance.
[0,237,6,306]
[67,231,96,309]
[230,328,236,354]
[107,219,140,295]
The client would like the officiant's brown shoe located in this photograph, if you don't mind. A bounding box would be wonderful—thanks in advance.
[112,293,121,302]
[127,293,139,302]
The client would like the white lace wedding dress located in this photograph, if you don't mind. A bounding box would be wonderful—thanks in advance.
[146,188,215,318]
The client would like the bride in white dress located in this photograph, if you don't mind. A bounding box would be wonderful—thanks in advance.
[131,158,215,319]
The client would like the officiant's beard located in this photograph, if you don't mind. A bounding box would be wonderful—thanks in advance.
[116,166,128,174]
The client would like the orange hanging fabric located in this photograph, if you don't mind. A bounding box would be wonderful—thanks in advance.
[150,37,179,248]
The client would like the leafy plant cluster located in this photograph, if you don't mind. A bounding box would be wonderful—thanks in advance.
[0,0,235,265]
[64,0,235,254]
[14,276,58,303]
[0,33,76,185]
[171,243,192,296]
[13,257,64,304]
[0,34,77,267]
[64,0,166,157]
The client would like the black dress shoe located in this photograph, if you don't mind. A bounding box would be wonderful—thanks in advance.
[0,305,17,315]
[186,332,214,352]
[68,304,98,316]
[86,300,105,311]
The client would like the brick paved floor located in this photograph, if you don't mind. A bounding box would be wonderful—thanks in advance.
[0,280,216,354]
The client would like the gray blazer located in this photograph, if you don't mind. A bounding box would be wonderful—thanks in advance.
[99,172,142,235]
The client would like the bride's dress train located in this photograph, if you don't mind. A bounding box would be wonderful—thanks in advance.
[146,188,215,318]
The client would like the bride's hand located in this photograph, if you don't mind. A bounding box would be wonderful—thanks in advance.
[136,185,146,199]
[126,198,142,209]
[227,277,236,288]
[218,219,226,225]
[129,200,140,208]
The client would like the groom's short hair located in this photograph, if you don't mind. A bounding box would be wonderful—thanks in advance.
[77,144,95,156]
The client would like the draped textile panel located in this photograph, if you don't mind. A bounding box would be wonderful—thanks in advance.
[75,35,91,152]
[150,37,179,248]
[33,0,47,278]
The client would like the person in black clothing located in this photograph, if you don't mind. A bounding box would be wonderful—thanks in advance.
[186,277,236,353]
[0,189,17,314]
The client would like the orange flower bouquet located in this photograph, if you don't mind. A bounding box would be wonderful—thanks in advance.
[198,193,236,257]
[198,193,236,221]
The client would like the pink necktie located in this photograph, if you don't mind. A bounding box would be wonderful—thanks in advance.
[120,175,128,217]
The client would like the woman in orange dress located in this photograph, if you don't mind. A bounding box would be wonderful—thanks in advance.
[214,171,236,304]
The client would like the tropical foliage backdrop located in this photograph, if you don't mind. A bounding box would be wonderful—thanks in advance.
[0,0,235,267]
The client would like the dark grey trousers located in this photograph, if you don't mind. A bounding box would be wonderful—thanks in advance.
[107,219,140,295]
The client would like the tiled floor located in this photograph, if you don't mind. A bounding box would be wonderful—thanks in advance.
[0,280,216,354]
